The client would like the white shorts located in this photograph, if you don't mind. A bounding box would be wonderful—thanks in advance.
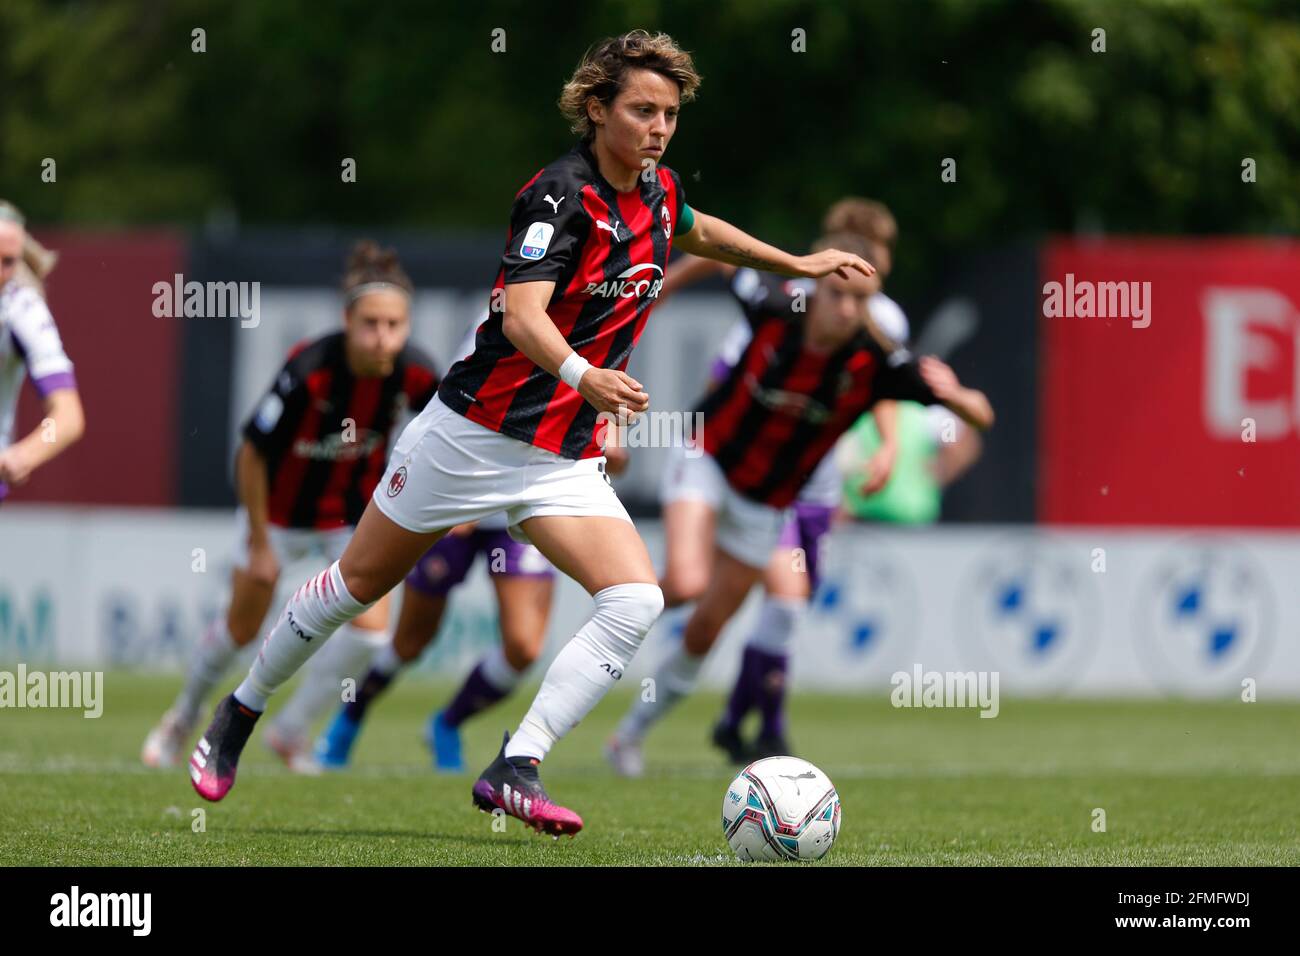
[233,508,352,569]
[374,394,633,544]
[659,444,789,569]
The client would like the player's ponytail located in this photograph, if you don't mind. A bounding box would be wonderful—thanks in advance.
[0,200,59,296]
[342,239,414,309]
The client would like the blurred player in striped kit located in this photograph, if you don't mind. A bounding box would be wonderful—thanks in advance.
[608,226,994,773]
[608,200,908,774]
[0,201,85,501]
[142,242,439,771]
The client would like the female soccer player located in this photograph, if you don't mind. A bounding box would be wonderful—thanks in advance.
[142,241,439,769]
[0,201,85,500]
[618,204,909,772]
[188,30,874,838]
[607,230,994,768]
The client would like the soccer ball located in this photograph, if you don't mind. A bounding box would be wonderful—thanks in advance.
[721,756,841,862]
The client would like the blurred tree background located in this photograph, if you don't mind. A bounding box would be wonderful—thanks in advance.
[2,0,1297,302]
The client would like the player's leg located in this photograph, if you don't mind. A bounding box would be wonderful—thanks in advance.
[315,582,448,767]
[712,537,807,760]
[610,547,762,769]
[660,498,717,607]
[143,522,279,767]
[608,484,784,775]
[470,514,662,834]
[264,590,392,771]
[432,542,553,772]
[314,535,471,768]
[189,500,445,801]
[744,504,833,757]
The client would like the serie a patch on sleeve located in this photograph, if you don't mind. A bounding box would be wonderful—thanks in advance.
[520,222,555,260]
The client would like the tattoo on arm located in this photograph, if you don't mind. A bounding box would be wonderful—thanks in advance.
[714,242,776,270]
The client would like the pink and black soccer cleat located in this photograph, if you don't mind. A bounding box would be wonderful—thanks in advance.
[472,732,584,837]
[189,694,261,802]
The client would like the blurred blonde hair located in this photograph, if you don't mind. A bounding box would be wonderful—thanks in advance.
[0,200,59,295]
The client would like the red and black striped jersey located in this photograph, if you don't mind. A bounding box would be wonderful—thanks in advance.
[698,270,939,508]
[439,140,687,459]
[242,332,439,529]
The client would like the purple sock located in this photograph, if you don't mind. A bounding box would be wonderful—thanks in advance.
[344,666,395,722]
[722,646,765,730]
[753,648,789,739]
[440,662,510,729]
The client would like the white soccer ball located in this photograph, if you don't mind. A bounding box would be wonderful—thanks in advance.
[721,756,841,862]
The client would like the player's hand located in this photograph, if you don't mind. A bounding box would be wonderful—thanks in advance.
[0,445,34,485]
[794,249,876,281]
[245,537,280,586]
[579,367,650,417]
[860,441,897,495]
[919,356,961,401]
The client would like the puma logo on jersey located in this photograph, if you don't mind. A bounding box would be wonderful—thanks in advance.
[543,194,564,213]
[595,219,623,241]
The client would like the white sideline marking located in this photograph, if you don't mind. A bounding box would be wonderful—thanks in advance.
[0,753,1296,779]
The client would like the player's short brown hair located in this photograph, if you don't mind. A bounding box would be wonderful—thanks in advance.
[559,31,701,141]
[811,231,876,261]
[822,197,898,248]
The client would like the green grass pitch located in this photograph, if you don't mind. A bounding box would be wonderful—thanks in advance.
[1,673,1296,866]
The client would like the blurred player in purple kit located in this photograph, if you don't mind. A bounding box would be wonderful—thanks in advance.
[0,201,85,500]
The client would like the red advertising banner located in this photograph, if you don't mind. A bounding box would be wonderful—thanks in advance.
[12,231,184,506]
[1040,238,1300,527]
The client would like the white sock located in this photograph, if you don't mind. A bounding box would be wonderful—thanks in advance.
[746,595,805,654]
[174,618,241,725]
[372,641,404,677]
[234,562,372,712]
[480,645,525,692]
[269,623,385,740]
[505,583,663,761]
[615,642,705,743]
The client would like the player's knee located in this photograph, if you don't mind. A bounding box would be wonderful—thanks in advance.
[594,581,664,640]
[661,568,707,607]
[503,639,541,671]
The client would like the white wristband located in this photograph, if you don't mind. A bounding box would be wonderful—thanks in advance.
[558,352,592,391]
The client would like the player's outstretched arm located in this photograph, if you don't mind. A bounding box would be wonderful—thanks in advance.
[0,387,84,486]
[675,209,875,281]
[919,357,995,431]
[502,280,649,416]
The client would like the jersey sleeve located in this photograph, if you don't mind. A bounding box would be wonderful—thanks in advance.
[241,357,309,457]
[708,317,754,386]
[869,348,941,406]
[8,287,76,397]
[500,170,590,285]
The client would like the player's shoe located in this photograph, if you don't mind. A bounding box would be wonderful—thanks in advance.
[142,708,193,768]
[264,723,324,776]
[472,732,583,837]
[751,732,794,760]
[710,720,751,764]
[314,709,362,769]
[189,694,260,802]
[424,711,464,773]
[603,733,645,778]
